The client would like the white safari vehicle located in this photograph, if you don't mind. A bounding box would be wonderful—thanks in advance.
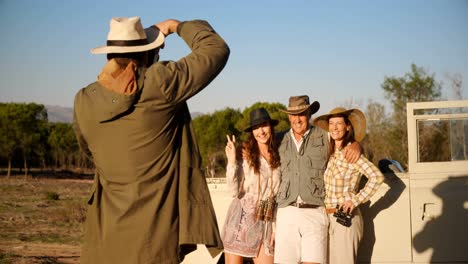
[358,100,468,264]
[184,100,468,264]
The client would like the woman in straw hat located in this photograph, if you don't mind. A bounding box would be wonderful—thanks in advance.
[313,108,384,264]
[222,107,281,264]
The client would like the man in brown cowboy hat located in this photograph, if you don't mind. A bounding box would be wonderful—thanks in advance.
[274,95,361,264]
[73,17,229,263]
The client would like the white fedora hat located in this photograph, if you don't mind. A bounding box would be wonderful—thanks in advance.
[91,16,165,54]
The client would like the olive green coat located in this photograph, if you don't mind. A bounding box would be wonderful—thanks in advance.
[73,20,229,264]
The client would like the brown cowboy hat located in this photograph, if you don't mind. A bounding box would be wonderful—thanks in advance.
[244,107,279,132]
[280,95,320,115]
[91,17,165,54]
[313,107,367,142]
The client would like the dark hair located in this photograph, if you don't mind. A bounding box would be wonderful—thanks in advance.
[327,114,355,161]
[242,124,280,175]
[107,51,149,68]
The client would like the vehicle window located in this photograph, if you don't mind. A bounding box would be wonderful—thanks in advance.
[417,118,468,162]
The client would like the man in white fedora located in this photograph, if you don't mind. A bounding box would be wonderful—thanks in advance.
[73,17,229,263]
[274,95,361,264]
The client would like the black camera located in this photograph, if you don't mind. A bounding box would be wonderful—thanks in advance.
[333,205,352,227]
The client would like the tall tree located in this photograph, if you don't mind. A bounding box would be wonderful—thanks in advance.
[193,107,242,177]
[381,64,442,167]
[48,122,79,169]
[16,103,48,177]
[362,101,392,165]
[445,73,463,100]
[0,103,19,177]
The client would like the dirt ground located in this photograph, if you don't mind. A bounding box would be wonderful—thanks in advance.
[0,175,230,264]
[0,176,91,264]
[0,241,80,264]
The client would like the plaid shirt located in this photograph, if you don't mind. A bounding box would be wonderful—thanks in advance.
[324,150,384,208]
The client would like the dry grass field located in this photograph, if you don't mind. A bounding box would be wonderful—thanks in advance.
[0,175,92,264]
[0,175,252,263]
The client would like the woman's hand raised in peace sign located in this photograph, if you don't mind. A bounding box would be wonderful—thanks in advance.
[225,135,237,164]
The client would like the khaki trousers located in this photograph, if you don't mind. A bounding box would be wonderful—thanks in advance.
[327,208,363,264]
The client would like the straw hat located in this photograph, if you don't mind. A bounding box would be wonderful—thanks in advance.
[280,95,320,115]
[244,108,279,132]
[313,107,367,142]
[91,17,165,54]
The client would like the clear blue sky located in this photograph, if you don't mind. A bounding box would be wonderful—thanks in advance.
[1,0,467,116]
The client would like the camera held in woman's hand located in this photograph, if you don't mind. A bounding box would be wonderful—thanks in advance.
[333,205,352,227]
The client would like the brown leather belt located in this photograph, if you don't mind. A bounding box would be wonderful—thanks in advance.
[326,208,337,214]
[289,202,320,208]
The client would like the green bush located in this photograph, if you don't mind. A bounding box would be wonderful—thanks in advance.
[45,191,60,201]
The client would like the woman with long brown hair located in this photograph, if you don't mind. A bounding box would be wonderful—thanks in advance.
[222,107,281,264]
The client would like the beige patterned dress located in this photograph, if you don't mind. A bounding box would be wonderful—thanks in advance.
[221,157,280,257]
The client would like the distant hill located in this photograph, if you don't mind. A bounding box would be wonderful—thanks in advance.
[46,105,73,123]
[46,106,204,123]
